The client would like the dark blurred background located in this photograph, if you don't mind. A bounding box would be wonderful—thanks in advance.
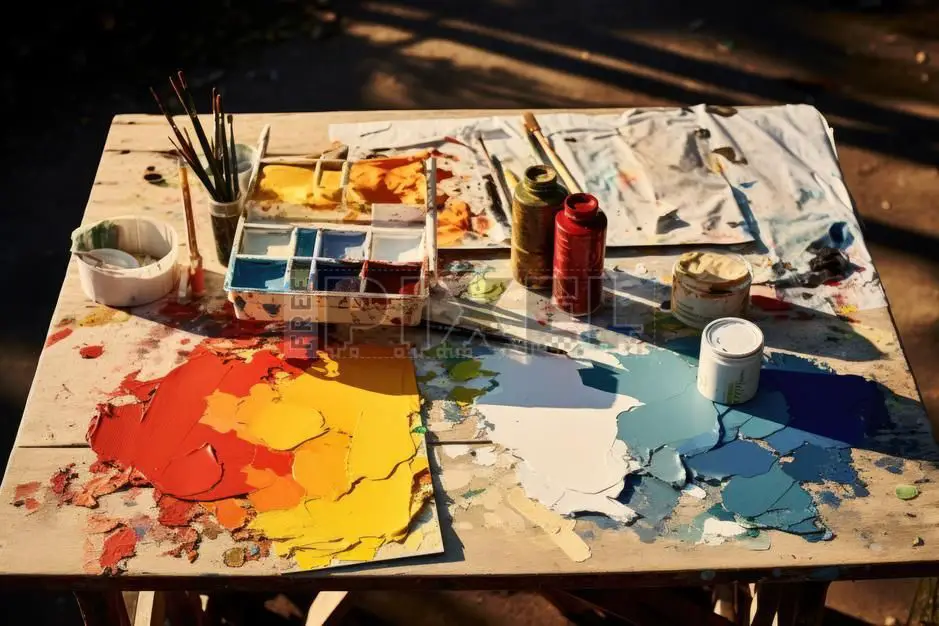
[1,0,937,623]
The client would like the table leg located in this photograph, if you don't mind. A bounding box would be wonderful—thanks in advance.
[74,591,131,626]
[751,582,830,626]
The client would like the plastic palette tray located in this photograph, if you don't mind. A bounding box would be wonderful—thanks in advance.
[224,152,437,326]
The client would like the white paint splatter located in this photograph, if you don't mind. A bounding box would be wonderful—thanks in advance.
[698,518,747,546]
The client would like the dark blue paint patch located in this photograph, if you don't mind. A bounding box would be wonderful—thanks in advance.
[617,475,681,543]
[663,336,702,363]
[761,370,887,454]
[606,324,642,338]
[817,490,842,508]
[314,260,363,292]
[739,181,757,189]
[320,230,367,260]
[686,439,777,480]
[230,258,288,291]
[874,456,905,475]
[262,303,282,316]
[782,444,861,486]
[579,330,602,345]
[763,352,833,373]
[809,221,854,252]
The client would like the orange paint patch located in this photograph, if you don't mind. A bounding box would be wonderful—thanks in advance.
[292,430,353,500]
[207,498,249,531]
[438,200,472,245]
[45,327,73,348]
[246,470,306,513]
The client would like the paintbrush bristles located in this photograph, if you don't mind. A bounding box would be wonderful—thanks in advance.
[522,112,541,133]
[152,72,241,203]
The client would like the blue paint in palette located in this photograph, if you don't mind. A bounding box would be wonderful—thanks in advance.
[320,231,366,260]
[230,259,288,291]
[295,229,318,257]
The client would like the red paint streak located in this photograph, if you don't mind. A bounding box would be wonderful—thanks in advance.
[87,341,297,501]
[99,526,137,573]
[823,279,841,287]
[22,498,39,512]
[180,338,191,345]
[159,300,203,322]
[79,344,104,359]
[45,328,73,348]
[156,494,200,527]
[751,295,792,311]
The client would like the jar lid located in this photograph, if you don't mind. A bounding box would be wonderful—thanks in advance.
[564,193,599,219]
[703,317,764,358]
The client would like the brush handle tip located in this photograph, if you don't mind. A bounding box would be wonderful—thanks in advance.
[522,112,540,133]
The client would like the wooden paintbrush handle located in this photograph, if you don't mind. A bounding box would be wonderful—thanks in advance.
[533,129,581,193]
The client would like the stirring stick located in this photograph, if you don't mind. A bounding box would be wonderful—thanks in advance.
[179,163,205,297]
[522,112,582,193]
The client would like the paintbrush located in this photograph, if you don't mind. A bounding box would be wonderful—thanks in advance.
[423,320,568,356]
[179,163,205,297]
[522,112,582,193]
[474,133,512,237]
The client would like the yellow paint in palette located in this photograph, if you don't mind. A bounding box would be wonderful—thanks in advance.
[194,345,435,570]
[256,165,343,207]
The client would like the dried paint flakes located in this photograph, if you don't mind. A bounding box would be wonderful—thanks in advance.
[157,495,201,527]
[12,481,41,513]
[506,487,591,563]
[45,327,73,348]
[50,464,78,500]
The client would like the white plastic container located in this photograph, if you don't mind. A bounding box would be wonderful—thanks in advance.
[671,251,752,329]
[697,317,764,405]
[71,216,179,307]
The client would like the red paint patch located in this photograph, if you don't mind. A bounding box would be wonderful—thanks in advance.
[79,344,105,359]
[70,467,136,508]
[180,338,191,345]
[156,494,200,527]
[13,482,41,512]
[99,526,137,573]
[751,295,792,311]
[45,327,73,348]
[87,340,300,501]
[87,514,123,535]
[50,464,78,500]
[158,300,203,322]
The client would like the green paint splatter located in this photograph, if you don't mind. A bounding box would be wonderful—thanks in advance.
[416,371,438,383]
[896,484,920,500]
[462,488,486,499]
[449,386,487,405]
[411,425,428,434]
[448,359,483,382]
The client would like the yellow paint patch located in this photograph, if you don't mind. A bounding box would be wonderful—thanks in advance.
[247,472,306,513]
[79,306,131,327]
[506,487,591,563]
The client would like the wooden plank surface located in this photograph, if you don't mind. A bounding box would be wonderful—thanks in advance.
[2,110,938,590]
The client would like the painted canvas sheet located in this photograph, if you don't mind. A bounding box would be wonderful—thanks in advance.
[79,337,442,573]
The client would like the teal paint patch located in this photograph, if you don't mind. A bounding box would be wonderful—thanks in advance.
[616,475,681,543]
[719,391,791,442]
[722,463,797,519]
[782,444,862,487]
[686,439,777,481]
[647,447,687,486]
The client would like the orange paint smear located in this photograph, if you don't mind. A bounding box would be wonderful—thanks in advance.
[204,498,249,530]
[438,200,472,245]
[13,481,41,512]
[79,345,104,359]
[45,327,72,348]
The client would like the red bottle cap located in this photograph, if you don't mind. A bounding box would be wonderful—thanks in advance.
[564,193,599,220]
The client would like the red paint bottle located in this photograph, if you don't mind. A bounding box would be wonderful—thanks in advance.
[553,193,608,316]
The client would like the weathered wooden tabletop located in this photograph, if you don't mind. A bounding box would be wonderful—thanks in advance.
[1,110,937,591]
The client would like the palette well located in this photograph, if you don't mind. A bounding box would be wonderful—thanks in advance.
[225,153,437,326]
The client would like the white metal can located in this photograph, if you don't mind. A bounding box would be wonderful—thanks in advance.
[697,317,764,405]
[671,251,752,329]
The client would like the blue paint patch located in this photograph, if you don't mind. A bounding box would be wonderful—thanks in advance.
[719,391,790,443]
[722,463,797,519]
[817,490,842,508]
[579,330,603,345]
[230,259,288,291]
[262,303,282,316]
[320,231,367,260]
[739,181,757,189]
[874,455,905,475]
[617,475,681,543]
[763,352,833,373]
[686,439,777,481]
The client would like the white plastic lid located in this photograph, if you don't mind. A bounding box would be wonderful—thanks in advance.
[703,317,764,358]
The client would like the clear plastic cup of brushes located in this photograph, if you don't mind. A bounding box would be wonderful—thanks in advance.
[208,194,243,265]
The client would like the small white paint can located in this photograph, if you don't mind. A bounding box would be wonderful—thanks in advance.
[697,317,764,405]
[670,251,752,329]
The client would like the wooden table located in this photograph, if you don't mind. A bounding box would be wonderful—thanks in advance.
[2,110,938,626]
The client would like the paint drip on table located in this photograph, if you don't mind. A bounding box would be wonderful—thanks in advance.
[20,338,442,573]
[417,337,892,552]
